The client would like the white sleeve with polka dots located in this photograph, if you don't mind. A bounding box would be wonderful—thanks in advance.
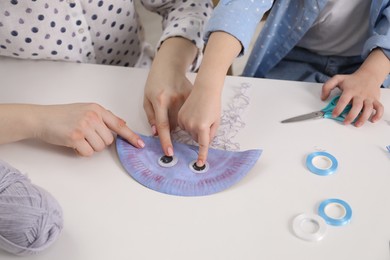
[141,0,213,70]
[1,1,172,68]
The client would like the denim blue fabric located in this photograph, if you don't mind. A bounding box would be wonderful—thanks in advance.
[206,0,390,87]
[261,47,365,83]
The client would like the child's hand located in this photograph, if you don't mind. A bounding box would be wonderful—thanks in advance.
[175,31,241,166]
[34,103,144,156]
[178,84,221,167]
[321,70,384,127]
[322,48,389,127]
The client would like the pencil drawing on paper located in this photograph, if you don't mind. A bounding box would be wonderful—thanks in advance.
[171,82,252,151]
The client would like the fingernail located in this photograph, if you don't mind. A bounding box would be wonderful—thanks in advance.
[151,125,157,135]
[137,139,145,148]
[118,118,126,127]
[196,160,204,167]
[167,146,174,156]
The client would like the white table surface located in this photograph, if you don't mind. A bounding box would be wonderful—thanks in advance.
[0,57,389,260]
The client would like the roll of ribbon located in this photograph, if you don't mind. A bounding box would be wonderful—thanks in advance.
[292,213,327,242]
[318,198,352,226]
[306,151,338,176]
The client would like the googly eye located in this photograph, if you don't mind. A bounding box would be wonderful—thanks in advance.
[189,160,209,174]
[158,155,178,168]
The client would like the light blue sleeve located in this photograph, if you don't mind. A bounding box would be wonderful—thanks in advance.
[363,3,390,60]
[204,0,273,55]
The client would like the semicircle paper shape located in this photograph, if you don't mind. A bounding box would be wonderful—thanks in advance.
[116,134,262,196]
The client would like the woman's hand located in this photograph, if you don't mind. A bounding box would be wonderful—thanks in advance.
[0,103,144,156]
[143,37,198,156]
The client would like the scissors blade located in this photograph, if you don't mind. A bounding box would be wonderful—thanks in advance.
[281,111,325,123]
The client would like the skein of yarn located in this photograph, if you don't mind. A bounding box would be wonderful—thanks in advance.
[0,160,63,256]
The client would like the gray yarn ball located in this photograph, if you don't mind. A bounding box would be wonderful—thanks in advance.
[0,160,63,256]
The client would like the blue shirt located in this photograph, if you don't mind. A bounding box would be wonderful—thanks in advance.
[206,0,390,85]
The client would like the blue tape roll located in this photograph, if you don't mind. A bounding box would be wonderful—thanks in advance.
[306,151,338,176]
[318,198,352,226]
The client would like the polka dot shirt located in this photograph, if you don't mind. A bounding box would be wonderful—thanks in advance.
[0,0,212,69]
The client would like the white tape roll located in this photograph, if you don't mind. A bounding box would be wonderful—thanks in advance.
[292,213,327,242]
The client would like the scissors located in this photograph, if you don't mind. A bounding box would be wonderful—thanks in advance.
[281,95,352,123]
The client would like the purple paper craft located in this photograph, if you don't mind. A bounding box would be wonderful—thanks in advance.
[116,134,262,196]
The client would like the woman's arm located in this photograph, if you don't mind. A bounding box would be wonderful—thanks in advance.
[143,37,198,157]
[0,103,144,155]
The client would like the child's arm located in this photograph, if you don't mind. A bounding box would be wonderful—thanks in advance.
[0,103,144,155]
[322,48,390,126]
[178,0,273,165]
[178,32,242,166]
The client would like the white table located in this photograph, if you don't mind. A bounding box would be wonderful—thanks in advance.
[1,57,389,260]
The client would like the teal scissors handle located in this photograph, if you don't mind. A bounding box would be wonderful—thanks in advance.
[321,95,352,122]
